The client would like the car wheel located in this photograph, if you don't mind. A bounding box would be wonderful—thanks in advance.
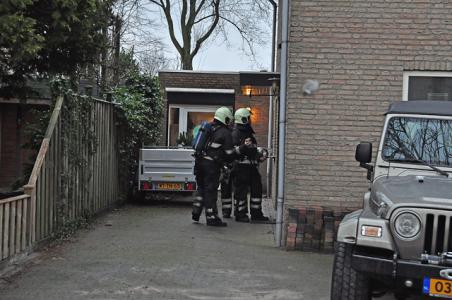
[331,242,371,300]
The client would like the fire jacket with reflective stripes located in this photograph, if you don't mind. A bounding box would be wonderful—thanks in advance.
[204,120,235,164]
[232,124,258,164]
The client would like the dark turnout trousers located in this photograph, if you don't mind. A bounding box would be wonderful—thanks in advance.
[233,164,264,218]
[192,159,221,220]
[220,169,233,217]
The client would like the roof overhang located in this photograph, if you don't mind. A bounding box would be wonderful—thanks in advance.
[165,87,235,94]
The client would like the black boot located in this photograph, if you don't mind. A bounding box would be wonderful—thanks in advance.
[235,213,250,223]
[192,213,201,222]
[192,196,203,223]
[251,211,269,223]
[206,215,227,227]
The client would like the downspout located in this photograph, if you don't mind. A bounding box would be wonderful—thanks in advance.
[266,0,277,197]
[275,0,289,247]
[268,0,277,72]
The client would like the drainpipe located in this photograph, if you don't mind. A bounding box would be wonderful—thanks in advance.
[275,0,289,248]
[268,0,277,72]
[266,0,277,198]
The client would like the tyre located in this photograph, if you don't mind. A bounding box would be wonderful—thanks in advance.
[331,242,370,300]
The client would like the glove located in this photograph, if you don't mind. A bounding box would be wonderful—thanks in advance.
[236,144,257,157]
[246,146,257,158]
[237,144,248,155]
[257,147,268,162]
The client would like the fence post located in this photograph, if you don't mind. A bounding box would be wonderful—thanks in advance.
[23,185,36,244]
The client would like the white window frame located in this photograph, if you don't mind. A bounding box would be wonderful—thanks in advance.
[167,104,230,146]
[402,71,452,101]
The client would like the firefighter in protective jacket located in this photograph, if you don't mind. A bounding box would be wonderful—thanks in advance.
[232,108,270,223]
[192,107,236,227]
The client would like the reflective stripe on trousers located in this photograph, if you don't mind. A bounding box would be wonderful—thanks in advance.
[250,197,261,210]
[192,195,203,215]
[237,200,247,212]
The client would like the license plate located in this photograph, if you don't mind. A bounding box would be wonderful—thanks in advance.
[157,183,182,190]
[424,277,452,298]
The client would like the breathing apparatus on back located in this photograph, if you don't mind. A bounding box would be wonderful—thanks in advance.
[192,107,233,157]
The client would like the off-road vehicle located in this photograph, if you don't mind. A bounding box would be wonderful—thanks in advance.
[331,101,452,299]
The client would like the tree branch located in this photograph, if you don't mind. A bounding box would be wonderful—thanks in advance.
[218,15,256,58]
[180,0,191,54]
[159,0,183,55]
[181,0,188,27]
[148,0,163,8]
[193,13,215,25]
[191,0,220,59]
[195,0,207,15]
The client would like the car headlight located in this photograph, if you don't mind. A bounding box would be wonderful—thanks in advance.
[394,212,421,239]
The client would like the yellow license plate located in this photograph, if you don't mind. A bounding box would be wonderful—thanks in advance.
[424,278,452,298]
[157,183,182,190]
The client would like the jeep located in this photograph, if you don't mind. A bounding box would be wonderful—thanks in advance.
[331,101,452,299]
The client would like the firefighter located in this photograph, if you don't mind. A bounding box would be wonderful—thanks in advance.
[232,108,269,223]
[192,107,236,227]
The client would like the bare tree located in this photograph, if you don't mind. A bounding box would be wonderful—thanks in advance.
[135,44,176,75]
[148,0,271,70]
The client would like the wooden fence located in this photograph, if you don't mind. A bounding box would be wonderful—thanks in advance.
[0,94,124,262]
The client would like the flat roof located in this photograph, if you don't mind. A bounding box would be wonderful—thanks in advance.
[159,69,279,76]
[387,101,452,116]
[165,87,235,94]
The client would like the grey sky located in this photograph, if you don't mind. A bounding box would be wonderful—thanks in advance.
[168,28,273,72]
[132,3,274,72]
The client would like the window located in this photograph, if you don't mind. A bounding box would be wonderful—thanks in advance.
[403,72,452,101]
[167,105,231,146]
[382,116,452,167]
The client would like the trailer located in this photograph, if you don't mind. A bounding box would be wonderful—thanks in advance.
[138,148,197,193]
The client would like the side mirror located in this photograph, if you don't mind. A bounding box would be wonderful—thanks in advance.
[355,142,372,163]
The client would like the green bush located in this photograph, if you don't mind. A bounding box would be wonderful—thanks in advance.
[113,73,163,198]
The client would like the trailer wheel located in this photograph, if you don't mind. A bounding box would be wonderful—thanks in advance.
[331,242,370,300]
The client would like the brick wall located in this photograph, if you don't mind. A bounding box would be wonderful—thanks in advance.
[284,0,452,214]
[286,206,360,252]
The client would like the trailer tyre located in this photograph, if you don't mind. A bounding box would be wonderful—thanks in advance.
[331,242,370,300]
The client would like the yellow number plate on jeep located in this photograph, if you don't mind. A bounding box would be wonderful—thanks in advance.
[424,278,452,298]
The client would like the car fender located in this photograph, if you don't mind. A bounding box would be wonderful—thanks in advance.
[337,210,362,244]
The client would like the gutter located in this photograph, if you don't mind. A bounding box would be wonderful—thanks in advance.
[275,0,289,248]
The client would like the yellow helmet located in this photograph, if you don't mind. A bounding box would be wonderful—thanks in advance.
[214,106,233,125]
[234,107,252,124]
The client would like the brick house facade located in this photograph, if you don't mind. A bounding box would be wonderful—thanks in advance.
[279,0,452,249]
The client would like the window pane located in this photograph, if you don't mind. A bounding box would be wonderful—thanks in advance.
[408,76,452,101]
[187,111,215,137]
[169,107,179,146]
[382,117,452,166]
